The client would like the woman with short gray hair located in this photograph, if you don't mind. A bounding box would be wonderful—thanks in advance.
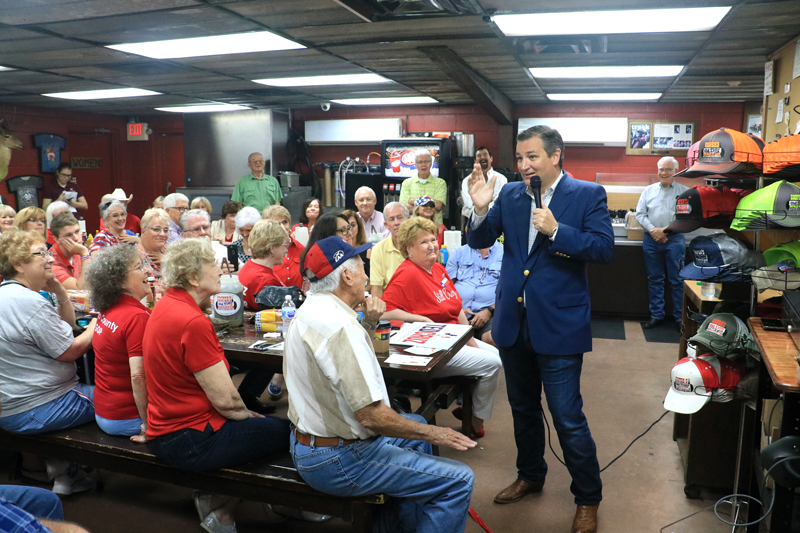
[85,245,151,442]
[89,200,139,256]
[229,206,261,266]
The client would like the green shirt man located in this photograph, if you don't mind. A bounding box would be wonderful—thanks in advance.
[398,150,447,225]
[231,152,282,213]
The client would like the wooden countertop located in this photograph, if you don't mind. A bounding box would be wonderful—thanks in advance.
[683,280,722,309]
[748,317,800,393]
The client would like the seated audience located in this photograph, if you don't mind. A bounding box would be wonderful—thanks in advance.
[0,204,16,233]
[163,192,189,245]
[238,219,289,310]
[286,236,475,532]
[230,207,261,266]
[180,209,212,239]
[0,229,96,494]
[50,213,91,290]
[381,217,502,437]
[85,245,150,442]
[45,201,71,246]
[412,195,445,246]
[342,209,369,276]
[98,190,141,235]
[211,201,242,245]
[136,208,170,290]
[191,196,213,214]
[354,186,389,242]
[262,205,303,289]
[368,202,408,298]
[301,214,367,284]
[446,242,504,346]
[143,238,289,533]
[89,200,138,256]
[13,206,47,241]
[152,196,165,209]
[291,198,321,234]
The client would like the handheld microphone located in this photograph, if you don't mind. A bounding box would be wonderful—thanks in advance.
[530,176,542,209]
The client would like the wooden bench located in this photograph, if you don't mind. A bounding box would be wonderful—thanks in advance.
[0,423,383,532]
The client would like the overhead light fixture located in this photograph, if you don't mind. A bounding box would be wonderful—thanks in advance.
[155,103,251,113]
[253,73,391,87]
[493,7,731,36]
[530,65,684,78]
[42,88,161,100]
[548,93,662,101]
[107,31,304,59]
[332,97,438,106]
[0,66,15,71]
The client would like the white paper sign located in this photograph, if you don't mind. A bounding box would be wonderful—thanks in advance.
[390,322,471,350]
[776,100,785,123]
[793,40,800,80]
[765,61,774,96]
[384,353,433,366]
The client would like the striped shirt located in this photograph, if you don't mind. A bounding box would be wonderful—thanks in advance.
[166,220,182,246]
[88,229,135,254]
[284,292,390,440]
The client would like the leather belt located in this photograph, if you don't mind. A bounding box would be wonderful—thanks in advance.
[291,426,359,447]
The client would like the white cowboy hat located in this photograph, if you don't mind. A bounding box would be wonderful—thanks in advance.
[108,188,133,202]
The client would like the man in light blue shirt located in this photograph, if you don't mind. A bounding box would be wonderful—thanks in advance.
[446,241,503,346]
[635,157,689,329]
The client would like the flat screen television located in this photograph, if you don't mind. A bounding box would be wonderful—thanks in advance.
[380,138,450,180]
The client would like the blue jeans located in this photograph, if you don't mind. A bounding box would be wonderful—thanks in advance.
[499,320,602,505]
[642,232,685,322]
[0,485,63,520]
[96,415,142,437]
[290,414,474,533]
[0,384,95,434]
[150,417,290,471]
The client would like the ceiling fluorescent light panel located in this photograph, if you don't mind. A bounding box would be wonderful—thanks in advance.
[530,65,684,78]
[42,88,161,100]
[332,97,438,106]
[155,103,251,113]
[548,93,662,101]
[252,74,390,87]
[107,31,304,59]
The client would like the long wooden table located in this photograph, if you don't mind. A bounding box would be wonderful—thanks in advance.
[218,316,475,435]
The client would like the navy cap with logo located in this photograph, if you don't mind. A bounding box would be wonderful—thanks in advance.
[680,233,765,281]
[303,236,372,282]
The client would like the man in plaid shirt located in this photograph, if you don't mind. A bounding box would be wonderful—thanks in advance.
[398,150,448,225]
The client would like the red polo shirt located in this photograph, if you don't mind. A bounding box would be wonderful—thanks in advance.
[51,244,82,284]
[143,288,229,439]
[273,238,304,289]
[382,260,462,324]
[238,260,285,310]
[93,295,151,421]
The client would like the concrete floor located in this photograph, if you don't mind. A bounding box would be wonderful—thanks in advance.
[8,321,738,532]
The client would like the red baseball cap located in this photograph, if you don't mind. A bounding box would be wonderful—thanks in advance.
[665,186,750,234]
[675,127,763,177]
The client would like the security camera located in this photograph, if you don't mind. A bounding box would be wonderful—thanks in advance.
[321,102,331,112]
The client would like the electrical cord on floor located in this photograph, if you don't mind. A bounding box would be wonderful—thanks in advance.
[541,410,671,472]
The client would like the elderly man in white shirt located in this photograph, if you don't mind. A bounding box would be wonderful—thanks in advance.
[285,236,475,533]
[635,156,689,329]
[354,186,389,243]
[461,146,507,219]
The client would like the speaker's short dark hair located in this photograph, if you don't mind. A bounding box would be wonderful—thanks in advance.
[517,126,564,168]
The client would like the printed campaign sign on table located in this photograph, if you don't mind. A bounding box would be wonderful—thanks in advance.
[389,322,471,351]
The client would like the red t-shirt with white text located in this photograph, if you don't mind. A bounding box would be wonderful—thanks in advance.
[238,260,285,310]
[382,260,462,324]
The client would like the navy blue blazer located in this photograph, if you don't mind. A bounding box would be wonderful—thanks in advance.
[467,173,614,355]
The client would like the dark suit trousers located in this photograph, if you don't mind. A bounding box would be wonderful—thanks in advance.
[499,318,603,505]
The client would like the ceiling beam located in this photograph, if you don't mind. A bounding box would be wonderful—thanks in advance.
[418,46,513,125]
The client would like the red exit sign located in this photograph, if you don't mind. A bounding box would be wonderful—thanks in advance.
[127,122,149,141]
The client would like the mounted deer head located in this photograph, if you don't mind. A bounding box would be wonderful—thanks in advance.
[0,119,24,182]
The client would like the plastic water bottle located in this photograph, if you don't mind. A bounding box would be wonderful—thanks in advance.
[281,295,296,337]
[439,245,448,265]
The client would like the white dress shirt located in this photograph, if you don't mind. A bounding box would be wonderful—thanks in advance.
[461,169,507,218]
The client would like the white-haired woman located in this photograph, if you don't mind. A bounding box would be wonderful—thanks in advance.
[45,201,71,247]
[85,245,151,442]
[143,238,289,533]
[89,200,139,256]
[229,206,261,266]
[0,204,16,234]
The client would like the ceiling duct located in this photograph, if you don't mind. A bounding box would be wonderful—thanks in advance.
[335,0,480,20]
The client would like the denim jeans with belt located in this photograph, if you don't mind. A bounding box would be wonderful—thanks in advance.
[290,413,474,533]
[642,231,686,322]
[150,416,290,471]
[499,319,602,506]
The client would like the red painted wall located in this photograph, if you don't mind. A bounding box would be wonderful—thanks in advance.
[1,105,184,233]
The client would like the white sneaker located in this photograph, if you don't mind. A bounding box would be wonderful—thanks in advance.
[200,511,237,533]
[52,468,94,495]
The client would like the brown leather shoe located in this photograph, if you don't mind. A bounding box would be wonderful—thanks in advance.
[493,479,544,504]
[571,504,599,533]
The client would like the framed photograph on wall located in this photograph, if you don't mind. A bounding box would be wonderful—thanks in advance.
[747,114,763,138]
[626,119,697,156]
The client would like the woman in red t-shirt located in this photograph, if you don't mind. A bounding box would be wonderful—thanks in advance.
[143,238,289,532]
[238,219,290,310]
[263,205,304,289]
[381,217,502,438]
[85,244,152,442]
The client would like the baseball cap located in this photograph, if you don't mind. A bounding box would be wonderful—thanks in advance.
[664,354,744,414]
[303,236,372,282]
[752,240,800,291]
[680,233,765,281]
[674,128,763,178]
[414,195,436,207]
[730,180,800,230]
[688,313,759,356]
[763,134,800,178]
[665,186,750,234]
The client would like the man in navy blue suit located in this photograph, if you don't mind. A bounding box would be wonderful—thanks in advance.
[467,126,614,533]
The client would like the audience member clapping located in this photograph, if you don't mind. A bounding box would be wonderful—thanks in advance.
[85,245,151,442]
